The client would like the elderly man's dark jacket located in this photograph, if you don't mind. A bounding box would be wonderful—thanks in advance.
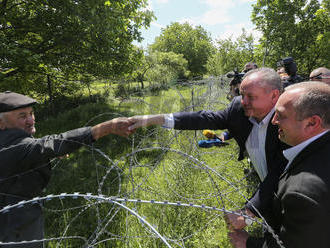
[0,127,94,246]
[247,131,330,248]
[173,96,288,216]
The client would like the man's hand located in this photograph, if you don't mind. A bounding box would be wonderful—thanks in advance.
[128,115,165,131]
[225,212,247,230]
[228,229,249,248]
[225,208,255,230]
[108,117,134,137]
[92,117,134,140]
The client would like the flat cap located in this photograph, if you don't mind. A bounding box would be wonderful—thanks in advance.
[0,91,37,113]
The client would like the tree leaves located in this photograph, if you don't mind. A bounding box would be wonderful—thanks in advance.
[0,0,154,95]
[151,22,214,77]
[251,0,329,73]
[207,29,256,76]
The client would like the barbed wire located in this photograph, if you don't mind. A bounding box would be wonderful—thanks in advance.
[0,77,285,247]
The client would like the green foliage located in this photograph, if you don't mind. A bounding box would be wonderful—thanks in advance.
[145,51,190,86]
[252,0,330,74]
[151,22,214,77]
[0,0,154,94]
[128,50,190,92]
[207,29,257,76]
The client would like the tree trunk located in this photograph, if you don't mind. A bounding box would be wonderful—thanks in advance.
[47,75,54,115]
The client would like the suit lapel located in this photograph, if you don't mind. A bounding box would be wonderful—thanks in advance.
[264,113,279,167]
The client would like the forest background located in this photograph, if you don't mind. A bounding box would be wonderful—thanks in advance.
[1,0,329,105]
[0,0,329,247]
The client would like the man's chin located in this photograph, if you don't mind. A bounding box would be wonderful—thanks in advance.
[25,127,36,135]
[243,109,253,117]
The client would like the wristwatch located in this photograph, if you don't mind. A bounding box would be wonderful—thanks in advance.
[244,216,253,226]
[241,209,253,226]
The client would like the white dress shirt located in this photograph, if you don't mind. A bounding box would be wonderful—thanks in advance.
[245,108,275,181]
[162,113,175,129]
[163,110,274,181]
[283,130,329,171]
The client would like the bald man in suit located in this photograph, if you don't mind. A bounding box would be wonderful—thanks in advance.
[230,82,330,248]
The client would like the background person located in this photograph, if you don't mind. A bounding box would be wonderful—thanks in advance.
[227,62,258,100]
[276,67,289,84]
[243,62,258,73]
[309,67,330,85]
[128,67,289,230]
[0,91,133,248]
[277,57,303,88]
[229,82,330,248]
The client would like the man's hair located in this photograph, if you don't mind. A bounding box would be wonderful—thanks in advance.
[310,67,330,78]
[286,82,330,128]
[244,67,282,92]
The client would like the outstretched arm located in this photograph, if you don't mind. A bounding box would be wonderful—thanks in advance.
[128,114,166,131]
[92,117,133,140]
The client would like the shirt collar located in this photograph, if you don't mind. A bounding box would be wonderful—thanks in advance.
[249,108,275,126]
[283,130,330,167]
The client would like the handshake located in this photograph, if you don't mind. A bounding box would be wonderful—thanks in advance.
[92,115,165,140]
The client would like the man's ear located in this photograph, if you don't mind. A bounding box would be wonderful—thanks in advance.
[304,115,323,132]
[271,89,280,104]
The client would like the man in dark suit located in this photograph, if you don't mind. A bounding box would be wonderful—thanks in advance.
[230,82,330,248]
[128,67,289,227]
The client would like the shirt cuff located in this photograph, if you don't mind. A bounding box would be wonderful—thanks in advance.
[162,113,174,129]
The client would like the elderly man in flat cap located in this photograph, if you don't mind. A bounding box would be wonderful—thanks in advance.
[0,91,133,247]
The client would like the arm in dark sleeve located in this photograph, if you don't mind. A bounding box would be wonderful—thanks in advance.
[23,127,94,163]
[276,192,330,248]
[245,167,283,218]
[173,97,239,130]
[246,237,265,248]
[254,191,330,248]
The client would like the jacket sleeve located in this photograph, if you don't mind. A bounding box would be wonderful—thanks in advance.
[246,237,265,248]
[173,97,238,130]
[275,192,329,248]
[245,166,284,217]
[21,127,94,165]
[254,191,330,248]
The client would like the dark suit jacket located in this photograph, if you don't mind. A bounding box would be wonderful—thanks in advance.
[247,131,330,248]
[173,96,288,216]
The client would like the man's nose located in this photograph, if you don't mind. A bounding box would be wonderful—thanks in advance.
[26,115,35,124]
